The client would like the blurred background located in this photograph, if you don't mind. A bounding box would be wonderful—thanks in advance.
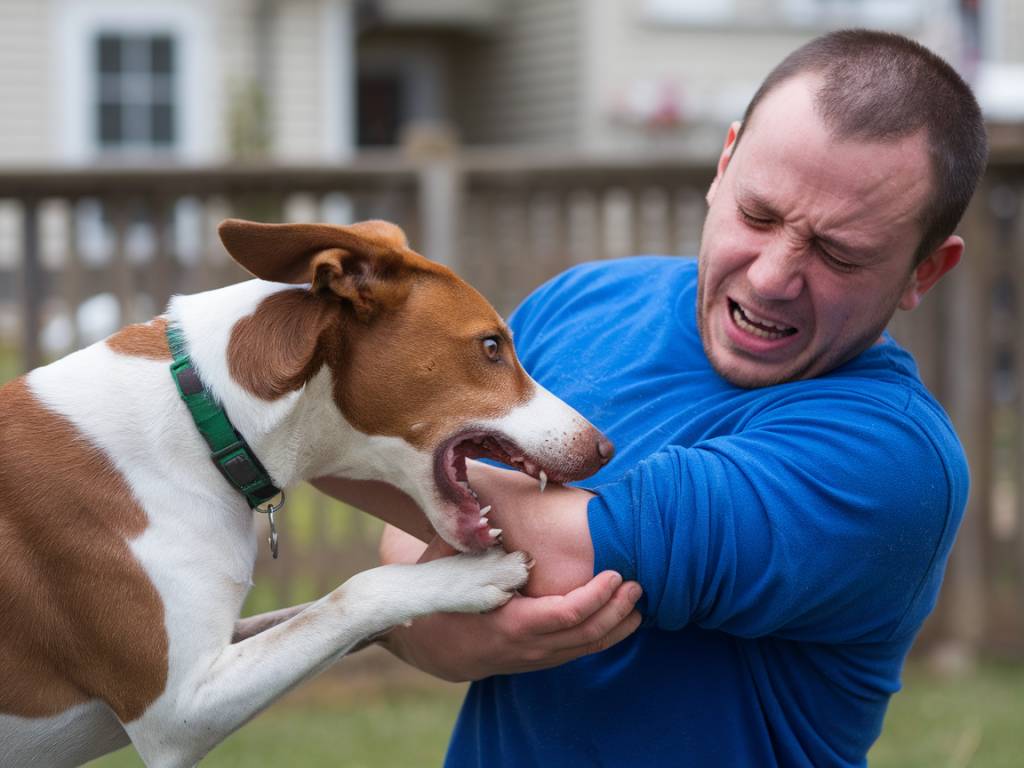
[1,0,1022,765]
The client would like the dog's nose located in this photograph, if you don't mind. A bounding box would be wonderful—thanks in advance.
[597,436,615,463]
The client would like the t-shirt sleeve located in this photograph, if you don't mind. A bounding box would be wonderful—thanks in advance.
[588,390,968,643]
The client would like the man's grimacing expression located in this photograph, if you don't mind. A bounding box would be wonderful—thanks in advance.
[696,75,963,388]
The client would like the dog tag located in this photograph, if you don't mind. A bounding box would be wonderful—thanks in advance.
[267,507,278,559]
[256,491,286,559]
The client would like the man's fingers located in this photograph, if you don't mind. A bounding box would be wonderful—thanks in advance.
[536,580,642,652]
[514,606,643,674]
[521,572,634,635]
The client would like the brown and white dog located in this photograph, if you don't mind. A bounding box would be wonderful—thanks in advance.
[0,219,612,767]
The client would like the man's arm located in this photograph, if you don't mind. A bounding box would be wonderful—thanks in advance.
[312,467,643,680]
[378,525,642,682]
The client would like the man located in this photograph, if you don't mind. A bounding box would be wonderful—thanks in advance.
[318,29,987,766]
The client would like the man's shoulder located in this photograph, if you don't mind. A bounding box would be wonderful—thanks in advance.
[511,256,697,339]
[551,255,697,288]
[519,256,696,314]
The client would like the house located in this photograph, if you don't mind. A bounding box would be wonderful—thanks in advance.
[1,0,1018,167]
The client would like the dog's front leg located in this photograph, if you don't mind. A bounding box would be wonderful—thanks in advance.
[231,602,312,642]
[126,548,529,768]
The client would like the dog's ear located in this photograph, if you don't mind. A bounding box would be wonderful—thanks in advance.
[218,219,414,322]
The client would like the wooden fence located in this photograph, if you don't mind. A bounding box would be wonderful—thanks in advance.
[1,146,1022,661]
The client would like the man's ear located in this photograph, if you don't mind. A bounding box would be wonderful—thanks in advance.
[706,121,741,206]
[218,219,414,322]
[898,235,963,311]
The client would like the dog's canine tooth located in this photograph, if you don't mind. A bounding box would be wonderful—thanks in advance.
[479,504,492,516]
[539,470,547,493]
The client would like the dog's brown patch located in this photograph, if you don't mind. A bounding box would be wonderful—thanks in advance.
[107,317,171,360]
[228,290,341,401]
[0,378,168,722]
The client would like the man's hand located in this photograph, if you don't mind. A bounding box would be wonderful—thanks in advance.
[378,527,643,681]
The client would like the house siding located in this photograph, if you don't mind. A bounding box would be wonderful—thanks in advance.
[0,0,52,162]
[451,0,581,146]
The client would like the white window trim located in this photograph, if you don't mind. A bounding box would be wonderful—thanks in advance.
[53,0,216,163]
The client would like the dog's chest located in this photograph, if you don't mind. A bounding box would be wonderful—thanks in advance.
[0,697,130,767]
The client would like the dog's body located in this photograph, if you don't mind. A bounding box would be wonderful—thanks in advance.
[0,220,611,767]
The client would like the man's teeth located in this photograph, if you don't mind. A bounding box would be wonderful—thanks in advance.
[539,471,547,493]
[732,303,794,339]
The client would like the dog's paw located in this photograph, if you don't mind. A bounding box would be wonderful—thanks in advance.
[424,548,531,614]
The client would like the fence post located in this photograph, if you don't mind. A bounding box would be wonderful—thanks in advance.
[18,198,42,373]
[417,158,462,271]
[932,188,994,671]
[406,125,462,271]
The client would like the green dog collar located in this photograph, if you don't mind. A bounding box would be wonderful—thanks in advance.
[166,323,284,557]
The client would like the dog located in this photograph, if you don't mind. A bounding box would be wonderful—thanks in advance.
[0,218,613,767]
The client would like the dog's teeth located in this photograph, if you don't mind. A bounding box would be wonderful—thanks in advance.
[524,460,539,476]
[539,470,547,493]
[479,504,492,515]
[488,528,502,539]
[458,480,469,489]
[479,517,489,528]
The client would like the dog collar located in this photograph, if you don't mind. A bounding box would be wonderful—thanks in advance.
[166,323,285,558]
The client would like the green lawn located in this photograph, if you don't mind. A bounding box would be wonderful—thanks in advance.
[87,674,467,768]
[869,661,1024,768]
[85,660,1024,767]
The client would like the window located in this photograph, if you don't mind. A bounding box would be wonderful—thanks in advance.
[94,33,177,151]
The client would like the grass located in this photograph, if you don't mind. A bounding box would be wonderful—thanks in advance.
[87,666,467,768]
[83,660,1024,767]
[869,661,1024,768]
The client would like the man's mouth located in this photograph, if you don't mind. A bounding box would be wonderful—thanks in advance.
[729,299,798,340]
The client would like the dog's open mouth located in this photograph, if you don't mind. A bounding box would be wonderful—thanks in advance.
[434,430,557,550]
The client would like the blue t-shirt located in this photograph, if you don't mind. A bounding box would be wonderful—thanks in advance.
[445,257,967,767]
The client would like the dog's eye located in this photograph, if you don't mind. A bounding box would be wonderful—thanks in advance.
[482,337,501,361]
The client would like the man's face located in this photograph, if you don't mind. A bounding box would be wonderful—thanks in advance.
[697,75,944,388]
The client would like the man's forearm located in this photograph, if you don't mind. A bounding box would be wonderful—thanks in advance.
[311,476,435,542]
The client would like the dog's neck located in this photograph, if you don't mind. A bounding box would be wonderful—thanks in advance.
[166,279,430,500]
[167,280,322,491]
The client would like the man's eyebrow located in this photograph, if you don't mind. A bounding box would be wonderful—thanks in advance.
[737,187,868,259]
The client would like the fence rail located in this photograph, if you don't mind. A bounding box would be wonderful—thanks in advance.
[1,146,1022,661]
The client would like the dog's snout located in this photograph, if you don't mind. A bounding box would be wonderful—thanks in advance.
[597,436,615,463]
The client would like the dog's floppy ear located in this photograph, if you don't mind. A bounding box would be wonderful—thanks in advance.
[218,219,414,322]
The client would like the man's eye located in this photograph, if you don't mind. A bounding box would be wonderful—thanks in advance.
[819,246,858,273]
[739,208,772,227]
[482,337,501,360]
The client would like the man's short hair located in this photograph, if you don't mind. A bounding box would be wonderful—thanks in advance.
[735,29,988,265]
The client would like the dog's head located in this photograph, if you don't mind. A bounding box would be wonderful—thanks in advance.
[219,218,613,551]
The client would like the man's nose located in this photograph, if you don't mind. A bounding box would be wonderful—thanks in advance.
[747,238,805,301]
